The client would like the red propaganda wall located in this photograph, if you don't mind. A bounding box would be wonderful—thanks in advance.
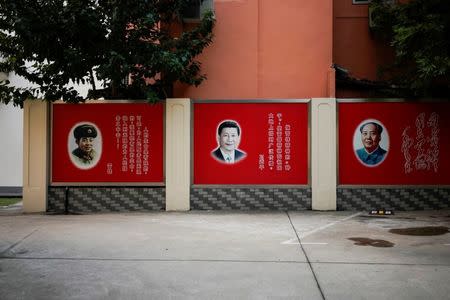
[339,102,450,185]
[52,103,164,184]
[194,102,309,185]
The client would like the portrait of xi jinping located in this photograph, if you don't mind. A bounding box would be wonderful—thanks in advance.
[211,120,246,164]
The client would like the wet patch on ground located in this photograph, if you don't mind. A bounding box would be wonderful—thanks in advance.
[389,226,449,236]
[348,237,394,248]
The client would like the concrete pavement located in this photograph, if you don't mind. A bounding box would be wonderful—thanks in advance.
[0,210,449,299]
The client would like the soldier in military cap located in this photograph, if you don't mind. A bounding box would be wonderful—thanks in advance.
[71,124,98,165]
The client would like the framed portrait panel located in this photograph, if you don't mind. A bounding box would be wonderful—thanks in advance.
[193,101,309,185]
[339,101,450,185]
[51,102,164,185]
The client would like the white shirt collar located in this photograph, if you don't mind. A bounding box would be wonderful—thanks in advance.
[220,148,235,163]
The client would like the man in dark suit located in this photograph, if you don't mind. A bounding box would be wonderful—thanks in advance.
[212,120,246,164]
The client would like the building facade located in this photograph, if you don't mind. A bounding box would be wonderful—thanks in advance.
[5,0,450,212]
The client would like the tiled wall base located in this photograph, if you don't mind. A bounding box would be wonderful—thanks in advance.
[337,188,450,211]
[48,187,165,213]
[191,188,311,210]
[47,187,449,212]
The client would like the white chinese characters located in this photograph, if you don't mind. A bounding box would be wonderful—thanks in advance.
[401,112,439,174]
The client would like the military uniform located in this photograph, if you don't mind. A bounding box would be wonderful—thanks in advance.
[72,147,97,165]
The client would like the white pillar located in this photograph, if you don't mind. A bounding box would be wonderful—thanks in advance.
[311,98,337,210]
[23,100,49,213]
[165,98,191,211]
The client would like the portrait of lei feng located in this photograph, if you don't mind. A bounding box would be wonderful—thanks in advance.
[211,120,247,164]
[69,123,101,169]
[354,120,389,166]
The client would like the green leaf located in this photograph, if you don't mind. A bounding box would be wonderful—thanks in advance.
[0,0,215,104]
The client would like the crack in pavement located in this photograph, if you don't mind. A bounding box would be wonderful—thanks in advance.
[286,211,326,300]
[0,228,39,257]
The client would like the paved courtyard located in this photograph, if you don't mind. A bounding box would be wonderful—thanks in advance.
[1,209,449,299]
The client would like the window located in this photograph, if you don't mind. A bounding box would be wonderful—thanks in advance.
[182,0,214,22]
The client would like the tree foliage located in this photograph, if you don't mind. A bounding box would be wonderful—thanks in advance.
[0,0,215,106]
[370,0,450,97]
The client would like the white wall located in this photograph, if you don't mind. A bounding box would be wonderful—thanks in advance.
[0,71,94,188]
[0,102,23,187]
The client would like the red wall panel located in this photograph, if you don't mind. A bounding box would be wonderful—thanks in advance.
[194,102,309,185]
[52,103,164,184]
[339,102,450,185]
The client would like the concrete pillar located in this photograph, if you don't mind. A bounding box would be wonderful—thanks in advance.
[23,100,49,213]
[165,98,191,211]
[311,98,337,210]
